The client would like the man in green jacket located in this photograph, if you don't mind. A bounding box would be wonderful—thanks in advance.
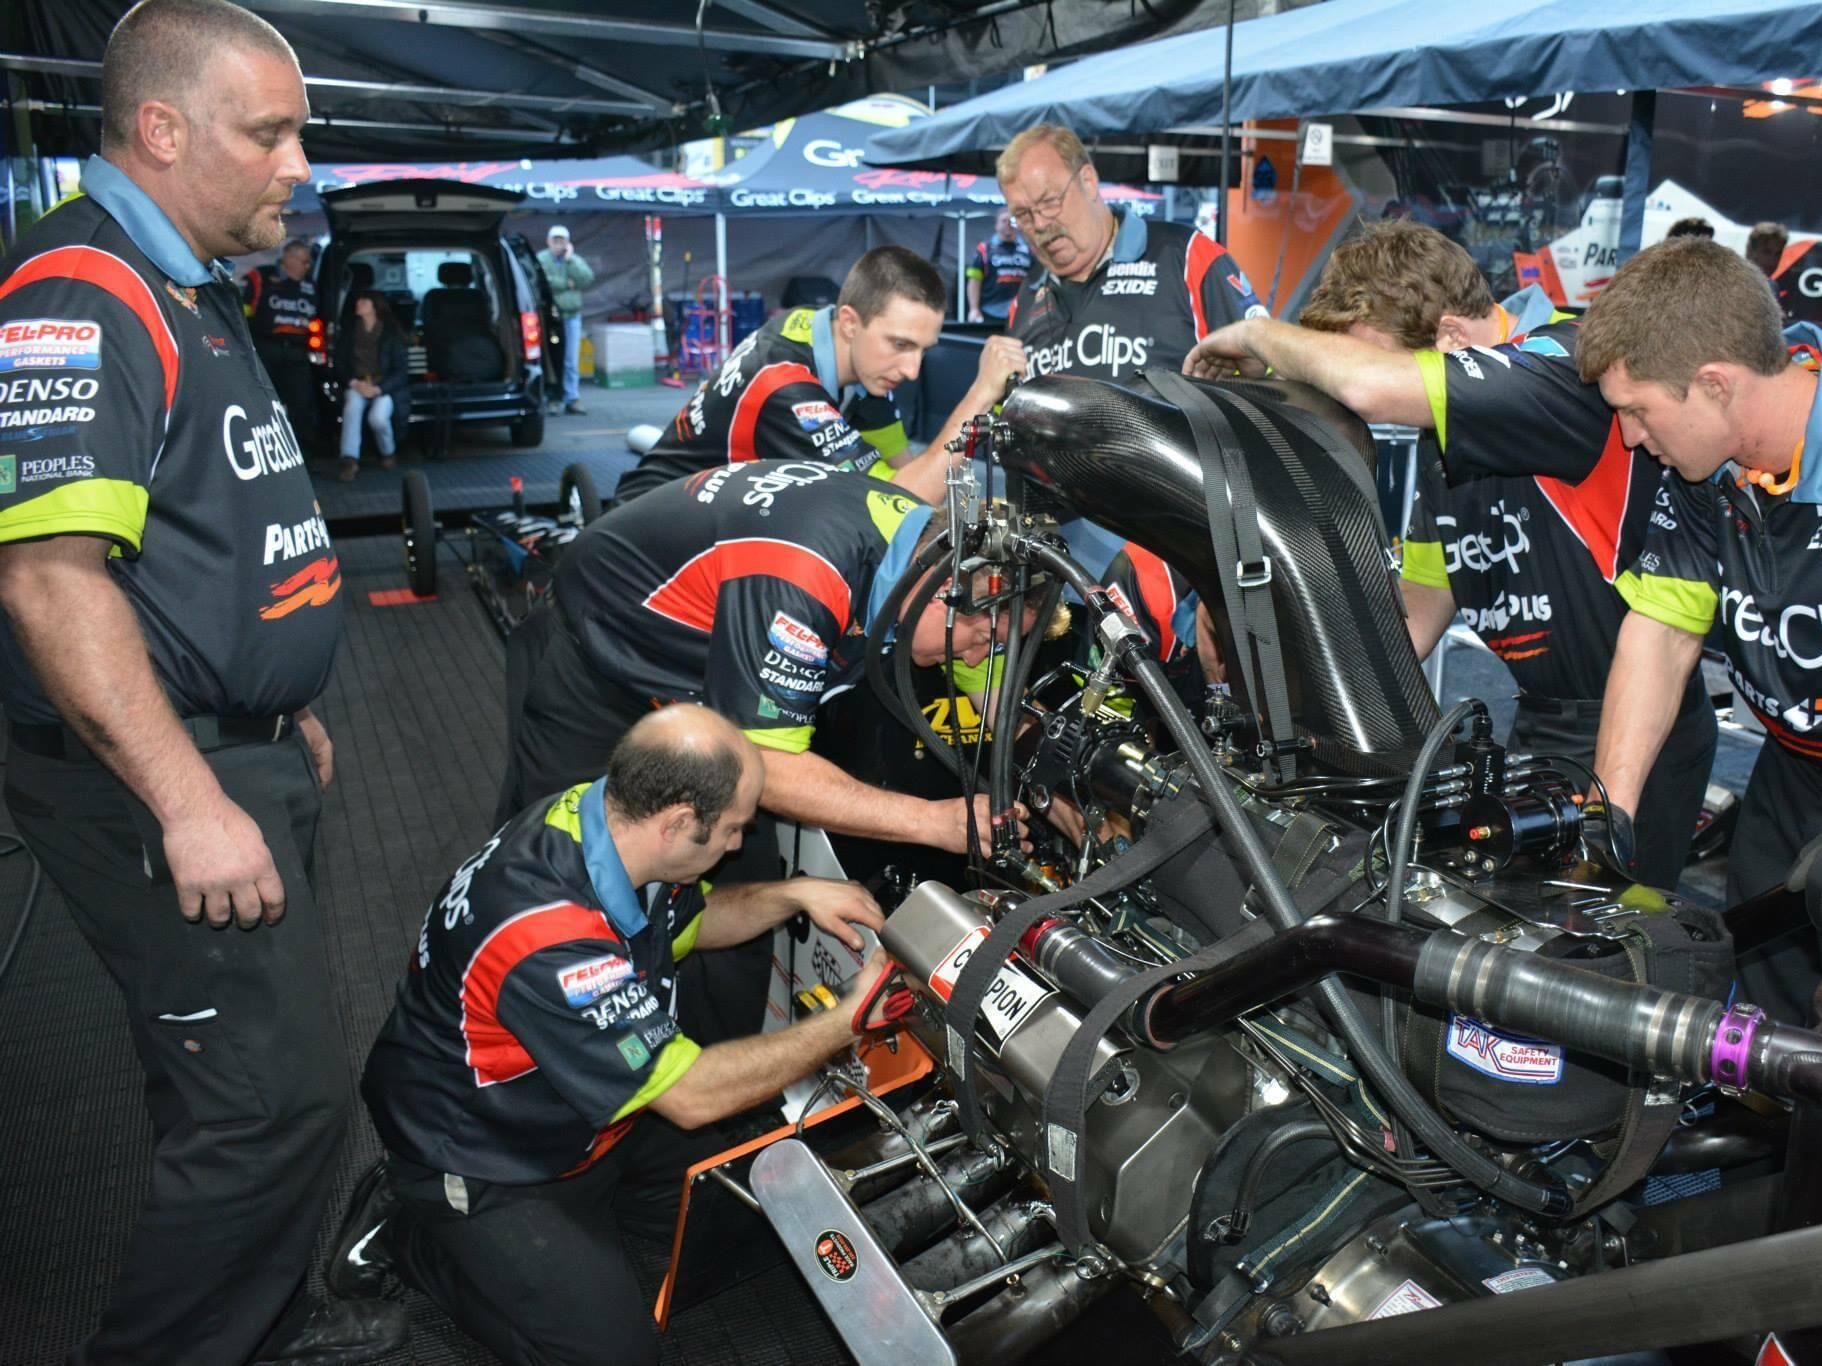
[537,224,595,415]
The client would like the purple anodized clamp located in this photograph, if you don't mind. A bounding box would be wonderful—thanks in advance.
[1709,1002,1766,1095]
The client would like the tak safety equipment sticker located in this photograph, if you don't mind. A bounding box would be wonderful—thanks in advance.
[1446,1014,1565,1085]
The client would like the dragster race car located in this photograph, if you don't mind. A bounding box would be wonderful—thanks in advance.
[646,370,1822,1366]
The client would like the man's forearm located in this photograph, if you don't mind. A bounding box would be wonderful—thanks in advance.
[651,1006,854,1128]
[760,747,942,846]
[1401,580,1459,661]
[0,540,221,824]
[1593,611,1704,813]
[1235,319,1434,427]
[693,880,802,951]
[967,277,982,312]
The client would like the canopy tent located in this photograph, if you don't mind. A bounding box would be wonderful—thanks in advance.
[0,0,1291,164]
[284,156,724,215]
[865,0,1822,170]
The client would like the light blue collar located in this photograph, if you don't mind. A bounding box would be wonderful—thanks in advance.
[865,503,936,634]
[578,777,647,938]
[1498,284,1559,338]
[79,155,218,287]
[809,305,870,409]
[1109,204,1149,264]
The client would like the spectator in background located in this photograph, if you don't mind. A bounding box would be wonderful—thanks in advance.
[333,290,410,481]
[1748,220,1790,278]
[244,235,321,444]
[1666,216,1715,240]
[966,207,1033,324]
[538,224,594,416]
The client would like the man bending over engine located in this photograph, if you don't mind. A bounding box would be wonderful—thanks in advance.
[497,460,1025,856]
[328,707,898,1366]
[1182,221,1716,890]
[1580,239,1822,1022]
[618,245,1027,506]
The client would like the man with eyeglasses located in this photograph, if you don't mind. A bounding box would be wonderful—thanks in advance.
[1000,123,1266,389]
[994,123,1268,575]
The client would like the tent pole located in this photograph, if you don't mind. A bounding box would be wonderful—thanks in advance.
[1618,90,1657,265]
[955,212,966,321]
[715,211,729,355]
[1217,0,1236,246]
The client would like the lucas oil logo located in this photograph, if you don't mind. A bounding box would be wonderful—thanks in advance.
[0,319,103,373]
[559,953,634,1007]
[767,610,827,664]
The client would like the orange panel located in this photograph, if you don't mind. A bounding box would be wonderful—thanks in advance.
[651,1033,936,1331]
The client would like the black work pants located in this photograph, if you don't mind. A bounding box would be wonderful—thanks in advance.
[1508,671,1717,892]
[385,1114,737,1366]
[1727,737,1822,1024]
[4,732,350,1366]
[256,340,320,448]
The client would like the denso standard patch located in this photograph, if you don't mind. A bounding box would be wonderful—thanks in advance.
[768,609,827,664]
[0,319,103,373]
[1446,1014,1564,1085]
[791,400,842,430]
[558,953,634,1007]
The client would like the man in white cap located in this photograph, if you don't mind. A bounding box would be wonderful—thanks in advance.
[538,224,594,415]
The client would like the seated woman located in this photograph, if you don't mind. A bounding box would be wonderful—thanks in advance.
[335,290,410,481]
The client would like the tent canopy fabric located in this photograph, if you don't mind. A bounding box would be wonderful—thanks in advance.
[277,99,1165,219]
[1,0,1290,163]
[865,0,1822,168]
[285,156,721,215]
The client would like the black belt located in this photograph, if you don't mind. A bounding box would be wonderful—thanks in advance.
[1513,693,1603,720]
[9,714,293,763]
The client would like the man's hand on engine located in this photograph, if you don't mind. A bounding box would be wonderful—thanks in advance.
[931,795,1030,857]
[843,946,905,1034]
[973,335,1028,403]
[1579,800,1639,881]
[790,877,886,952]
[1183,322,1271,381]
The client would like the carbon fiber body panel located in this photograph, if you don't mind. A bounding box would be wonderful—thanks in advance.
[998,373,1439,771]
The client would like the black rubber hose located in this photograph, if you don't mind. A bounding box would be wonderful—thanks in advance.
[895,560,966,780]
[989,575,1062,830]
[864,525,966,778]
[1016,537,1573,1217]
[1382,698,1483,1169]
[1226,1119,1337,1243]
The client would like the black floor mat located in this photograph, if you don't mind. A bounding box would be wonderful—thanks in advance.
[0,533,849,1365]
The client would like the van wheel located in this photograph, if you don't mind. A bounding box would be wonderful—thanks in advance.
[510,405,545,447]
[402,471,437,596]
[559,463,603,526]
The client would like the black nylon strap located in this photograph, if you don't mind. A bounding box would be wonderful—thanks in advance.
[1144,369,1298,780]
[1040,849,1362,1254]
[942,797,1213,1141]
[1039,928,1264,1253]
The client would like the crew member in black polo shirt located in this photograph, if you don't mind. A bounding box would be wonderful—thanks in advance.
[1183,221,1717,891]
[498,460,1023,859]
[995,122,1267,577]
[620,246,1024,506]
[1581,239,1822,1020]
[966,207,1033,325]
[0,2,398,1362]
[328,707,895,1366]
[244,234,321,446]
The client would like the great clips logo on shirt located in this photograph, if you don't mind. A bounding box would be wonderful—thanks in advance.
[0,319,103,373]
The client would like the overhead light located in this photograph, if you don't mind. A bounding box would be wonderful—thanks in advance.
[1772,78,1796,95]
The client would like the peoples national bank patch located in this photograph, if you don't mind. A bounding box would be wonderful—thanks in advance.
[0,320,103,373]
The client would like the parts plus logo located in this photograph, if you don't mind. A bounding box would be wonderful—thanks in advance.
[813,1229,858,1282]
[0,319,102,373]
[258,555,342,620]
